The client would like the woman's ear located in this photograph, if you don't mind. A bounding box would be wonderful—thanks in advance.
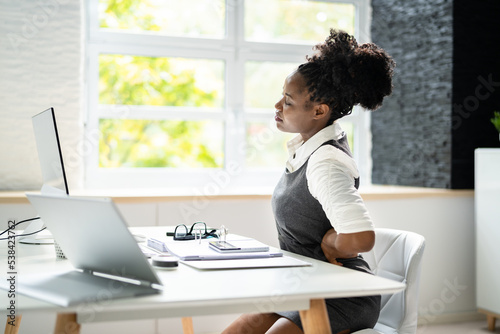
[313,104,330,120]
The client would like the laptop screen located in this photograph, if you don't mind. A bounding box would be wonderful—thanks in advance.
[32,107,69,195]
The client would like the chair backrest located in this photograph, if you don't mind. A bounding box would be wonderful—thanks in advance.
[361,228,426,334]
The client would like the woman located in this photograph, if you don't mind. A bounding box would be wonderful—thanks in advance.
[223,29,395,334]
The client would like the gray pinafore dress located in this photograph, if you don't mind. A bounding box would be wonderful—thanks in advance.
[271,136,381,333]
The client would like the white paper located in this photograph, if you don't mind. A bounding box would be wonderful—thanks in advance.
[165,239,282,261]
[180,256,312,270]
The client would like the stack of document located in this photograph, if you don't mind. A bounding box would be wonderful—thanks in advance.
[147,237,312,270]
[165,238,282,261]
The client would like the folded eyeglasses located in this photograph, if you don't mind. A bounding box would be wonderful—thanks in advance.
[166,222,219,241]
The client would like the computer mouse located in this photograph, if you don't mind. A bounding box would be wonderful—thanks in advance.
[151,255,179,269]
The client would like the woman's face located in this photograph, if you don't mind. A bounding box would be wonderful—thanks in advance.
[274,70,328,141]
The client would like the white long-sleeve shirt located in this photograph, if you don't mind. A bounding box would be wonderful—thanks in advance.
[285,122,374,234]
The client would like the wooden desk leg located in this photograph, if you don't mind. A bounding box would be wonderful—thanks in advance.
[487,315,496,332]
[181,317,194,334]
[54,313,80,334]
[4,314,22,334]
[479,308,499,332]
[299,299,332,334]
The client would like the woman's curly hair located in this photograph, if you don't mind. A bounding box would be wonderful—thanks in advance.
[298,29,395,124]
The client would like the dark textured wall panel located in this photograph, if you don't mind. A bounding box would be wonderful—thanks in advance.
[371,0,453,188]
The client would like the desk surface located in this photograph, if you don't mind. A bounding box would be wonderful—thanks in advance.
[1,226,405,325]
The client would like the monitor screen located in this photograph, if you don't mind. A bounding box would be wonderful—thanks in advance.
[32,107,69,195]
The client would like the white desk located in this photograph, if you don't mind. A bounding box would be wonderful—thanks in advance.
[1,226,405,334]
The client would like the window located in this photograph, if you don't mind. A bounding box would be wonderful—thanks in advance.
[86,0,371,191]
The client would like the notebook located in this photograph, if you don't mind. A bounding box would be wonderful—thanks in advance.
[18,193,163,306]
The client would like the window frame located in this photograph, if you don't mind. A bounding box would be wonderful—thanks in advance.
[84,0,372,191]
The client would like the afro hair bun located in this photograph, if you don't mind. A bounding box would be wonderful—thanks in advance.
[298,29,395,123]
[349,42,395,110]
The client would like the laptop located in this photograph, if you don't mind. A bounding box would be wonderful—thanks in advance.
[18,193,163,306]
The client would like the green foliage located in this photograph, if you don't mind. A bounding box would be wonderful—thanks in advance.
[98,55,224,168]
[492,111,500,133]
[245,61,297,109]
[99,119,223,168]
[99,55,223,107]
[100,0,149,30]
[245,0,355,42]
[99,0,225,38]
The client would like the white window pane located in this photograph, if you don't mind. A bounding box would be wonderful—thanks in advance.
[245,0,355,44]
[245,120,294,168]
[245,61,297,109]
[99,55,224,108]
[338,120,354,153]
[99,0,225,38]
[87,0,369,187]
[99,119,224,168]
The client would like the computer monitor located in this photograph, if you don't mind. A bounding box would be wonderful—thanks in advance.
[21,107,69,244]
[32,107,69,196]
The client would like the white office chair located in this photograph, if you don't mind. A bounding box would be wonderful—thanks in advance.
[354,228,426,334]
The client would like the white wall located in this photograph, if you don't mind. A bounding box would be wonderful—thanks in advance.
[0,192,477,333]
[0,0,83,191]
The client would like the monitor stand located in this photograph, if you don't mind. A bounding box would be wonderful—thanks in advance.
[19,218,54,245]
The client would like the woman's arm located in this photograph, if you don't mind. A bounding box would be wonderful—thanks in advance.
[307,145,376,264]
[307,146,375,233]
[321,228,375,264]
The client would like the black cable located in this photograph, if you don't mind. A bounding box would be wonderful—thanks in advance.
[0,216,41,237]
[0,227,47,241]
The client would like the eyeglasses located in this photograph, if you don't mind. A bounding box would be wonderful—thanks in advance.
[166,222,218,241]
